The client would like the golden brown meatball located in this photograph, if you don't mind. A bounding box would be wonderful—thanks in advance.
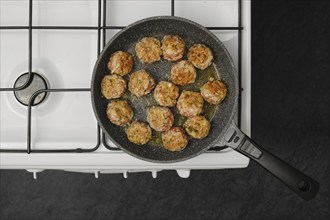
[161,35,185,61]
[154,81,179,107]
[171,60,197,86]
[107,51,133,76]
[162,127,188,152]
[126,121,152,145]
[187,44,213,70]
[147,106,174,132]
[107,100,133,126]
[176,90,204,117]
[184,115,211,139]
[200,80,227,105]
[128,70,156,97]
[135,37,162,64]
[101,74,126,99]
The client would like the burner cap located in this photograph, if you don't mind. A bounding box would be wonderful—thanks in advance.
[13,72,48,106]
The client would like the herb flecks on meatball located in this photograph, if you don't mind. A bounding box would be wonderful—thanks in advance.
[154,81,179,107]
[128,70,156,97]
[107,100,133,126]
[184,115,211,139]
[147,106,174,132]
[177,90,204,117]
[135,37,162,64]
[162,127,188,152]
[188,44,213,70]
[161,35,185,61]
[107,51,133,76]
[126,121,152,145]
[101,74,126,99]
[200,80,227,105]
[171,60,197,86]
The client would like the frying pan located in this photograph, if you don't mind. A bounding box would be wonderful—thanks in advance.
[91,16,318,200]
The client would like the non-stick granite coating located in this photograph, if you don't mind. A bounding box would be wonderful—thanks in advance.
[91,16,239,163]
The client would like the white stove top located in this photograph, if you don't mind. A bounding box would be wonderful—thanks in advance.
[0,0,251,178]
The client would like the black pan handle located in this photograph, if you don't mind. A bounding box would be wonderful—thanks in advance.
[222,122,319,201]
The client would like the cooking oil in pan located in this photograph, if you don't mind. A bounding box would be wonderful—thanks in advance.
[183,63,219,92]
[156,63,220,146]
[121,63,219,147]
[177,63,219,121]
[150,131,163,146]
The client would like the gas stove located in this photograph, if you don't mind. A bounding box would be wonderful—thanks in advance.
[0,0,251,179]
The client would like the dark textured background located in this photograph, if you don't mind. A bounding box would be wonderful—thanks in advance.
[1,1,329,219]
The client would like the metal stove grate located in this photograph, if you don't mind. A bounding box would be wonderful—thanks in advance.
[0,0,243,153]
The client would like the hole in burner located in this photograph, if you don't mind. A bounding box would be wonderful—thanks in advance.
[13,72,49,106]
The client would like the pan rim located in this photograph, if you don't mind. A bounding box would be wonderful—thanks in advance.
[91,16,239,163]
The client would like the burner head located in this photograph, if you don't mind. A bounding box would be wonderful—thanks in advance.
[13,72,48,106]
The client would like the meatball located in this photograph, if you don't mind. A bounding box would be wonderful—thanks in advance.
[177,90,204,117]
[107,51,133,76]
[135,37,162,64]
[147,106,174,132]
[184,115,211,139]
[171,60,197,86]
[107,100,133,126]
[154,81,179,107]
[187,44,213,70]
[161,35,185,61]
[162,127,188,152]
[128,70,156,97]
[200,80,227,105]
[126,121,152,145]
[101,74,126,99]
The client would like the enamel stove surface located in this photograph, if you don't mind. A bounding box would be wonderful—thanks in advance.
[0,0,251,179]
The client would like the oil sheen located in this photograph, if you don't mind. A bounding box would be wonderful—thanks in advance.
[135,63,220,147]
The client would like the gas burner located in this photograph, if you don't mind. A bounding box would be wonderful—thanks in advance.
[13,72,48,106]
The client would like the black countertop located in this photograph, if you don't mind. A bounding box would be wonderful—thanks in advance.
[1,1,329,219]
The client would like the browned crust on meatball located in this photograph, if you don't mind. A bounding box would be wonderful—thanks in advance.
[107,51,133,76]
[161,35,185,61]
[101,74,126,99]
[107,100,133,126]
[128,70,156,97]
[171,60,197,86]
[184,115,211,139]
[154,81,179,107]
[147,106,174,132]
[200,80,227,105]
[135,37,162,64]
[126,121,152,145]
[162,127,188,152]
[187,44,213,70]
[176,90,204,117]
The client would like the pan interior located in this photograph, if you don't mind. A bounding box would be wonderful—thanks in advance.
[91,17,238,163]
